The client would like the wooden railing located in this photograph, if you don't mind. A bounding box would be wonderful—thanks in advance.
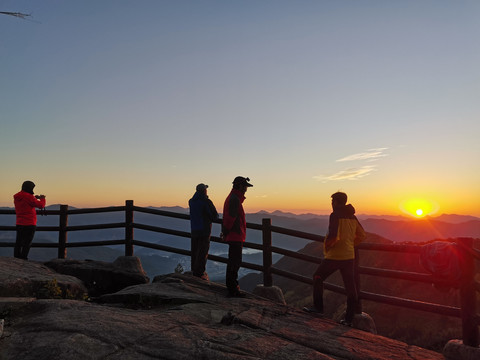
[0,200,479,347]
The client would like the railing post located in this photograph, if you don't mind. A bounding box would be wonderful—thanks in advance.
[58,205,68,259]
[457,237,479,347]
[354,247,363,314]
[125,200,134,256]
[262,218,273,287]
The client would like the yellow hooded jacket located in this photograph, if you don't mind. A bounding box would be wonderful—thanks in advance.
[324,204,366,260]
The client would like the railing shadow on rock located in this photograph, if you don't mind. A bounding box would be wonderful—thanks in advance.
[0,200,478,347]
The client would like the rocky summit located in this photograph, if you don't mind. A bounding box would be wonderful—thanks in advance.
[0,256,444,360]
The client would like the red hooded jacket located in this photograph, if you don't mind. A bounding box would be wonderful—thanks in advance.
[14,191,46,226]
[222,189,247,242]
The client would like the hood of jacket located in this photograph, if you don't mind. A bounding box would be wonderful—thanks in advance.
[14,191,31,203]
[334,204,356,218]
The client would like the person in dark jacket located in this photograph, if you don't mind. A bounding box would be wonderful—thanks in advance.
[222,176,253,297]
[189,183,218,280]
[304,192,366,326]
[13,181,46,260]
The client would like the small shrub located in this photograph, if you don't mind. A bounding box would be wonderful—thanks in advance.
[38,279,62,299]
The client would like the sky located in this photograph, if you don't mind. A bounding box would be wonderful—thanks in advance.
[1,1,479,217]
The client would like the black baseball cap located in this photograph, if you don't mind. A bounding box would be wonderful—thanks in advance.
[232,176,253,187]
[196,183,208,192]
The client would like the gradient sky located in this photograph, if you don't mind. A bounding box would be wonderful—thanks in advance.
[1,1,479,217]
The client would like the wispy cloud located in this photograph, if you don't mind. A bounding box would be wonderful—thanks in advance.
[314,148,388,182]
[313,165,377,182]
[336,148,388,162]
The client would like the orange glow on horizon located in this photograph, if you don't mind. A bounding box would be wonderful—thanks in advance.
[4,179,480,217]
[399,198,439,218]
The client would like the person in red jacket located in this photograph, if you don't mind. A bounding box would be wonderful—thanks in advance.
[13,181,46,260]
[222,176,253,297]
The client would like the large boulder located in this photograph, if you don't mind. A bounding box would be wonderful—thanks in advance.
[44,256,149,297]
[97,273,209,307]
[352,312,377,334]
[443,339,480,360]
[0,257,87,299]
[253,284,286,305]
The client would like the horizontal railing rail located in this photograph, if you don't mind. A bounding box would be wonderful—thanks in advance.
[0,201,478,346]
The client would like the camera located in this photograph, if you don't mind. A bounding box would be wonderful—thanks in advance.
[35,195,46,199]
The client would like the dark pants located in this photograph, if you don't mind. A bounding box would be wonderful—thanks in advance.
[14,225,36,260]
[191,232,211,277]
[313,258,360,322]
[226,241,243,293]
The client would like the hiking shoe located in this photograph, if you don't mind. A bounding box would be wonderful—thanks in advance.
[303,307,324,315]
[200,272,209,281]
[340,319,352,327]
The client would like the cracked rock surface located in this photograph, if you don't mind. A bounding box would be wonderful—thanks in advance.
[0,260,444,359]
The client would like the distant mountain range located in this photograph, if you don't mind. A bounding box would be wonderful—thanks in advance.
[257,209,479,224]
[1,205,478,244]
[247,210,480,243]
[1,205,478,279]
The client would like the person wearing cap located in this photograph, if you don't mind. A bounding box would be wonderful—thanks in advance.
[13,181,46,260]
[188,183,218,280]
[222,176,253,297]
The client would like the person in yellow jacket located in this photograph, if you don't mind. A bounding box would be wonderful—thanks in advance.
[305,192,366,326]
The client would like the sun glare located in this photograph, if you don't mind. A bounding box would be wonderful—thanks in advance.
[400,198,438,218]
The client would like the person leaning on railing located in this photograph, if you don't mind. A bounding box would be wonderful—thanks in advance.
[13,180,46,260]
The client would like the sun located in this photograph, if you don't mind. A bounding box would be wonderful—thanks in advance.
[399,198,438,218]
